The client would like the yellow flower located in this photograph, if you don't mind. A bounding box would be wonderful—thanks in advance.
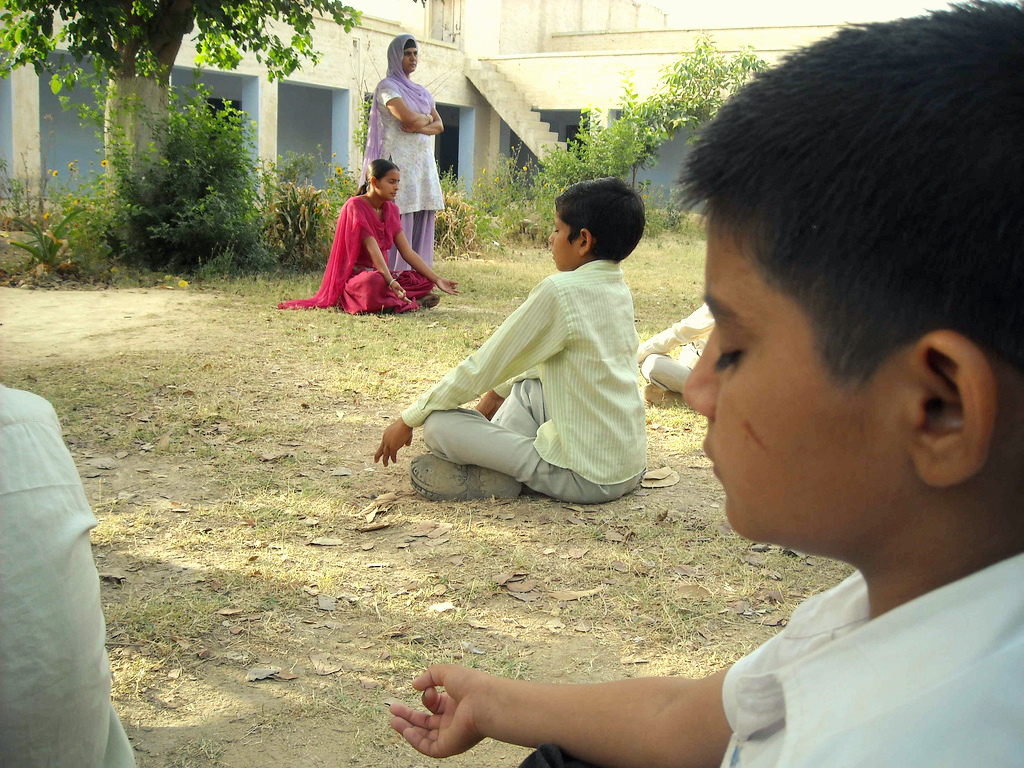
[165,275,174,280]
[67,161,74,170]
[50,169,58,177]
[43,212,51,220]
[110,267,119,273]
[336,166,343,174]
[100,159,108,167]
[178,279,189,288]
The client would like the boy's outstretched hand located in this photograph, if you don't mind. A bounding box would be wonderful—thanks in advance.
[389,665,488,758]
[375,417,413,466]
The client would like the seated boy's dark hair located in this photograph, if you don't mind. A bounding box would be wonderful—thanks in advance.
[682,1,1024,381]
[555,177,645,262]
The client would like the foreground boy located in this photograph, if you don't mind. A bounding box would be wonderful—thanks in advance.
[375,177,647,504]
[387,4,1024,765]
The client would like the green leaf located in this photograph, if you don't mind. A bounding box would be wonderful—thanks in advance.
[50,73,63,94]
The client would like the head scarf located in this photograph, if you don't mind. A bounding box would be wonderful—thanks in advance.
[363,34,436,181]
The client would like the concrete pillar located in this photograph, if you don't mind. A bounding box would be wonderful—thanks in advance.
[242,76,278,166]
[332,88,351,171]
[7,67,42,188]
[458,106,476,189]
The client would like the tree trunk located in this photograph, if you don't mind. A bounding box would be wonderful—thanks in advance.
[104,74,170,174]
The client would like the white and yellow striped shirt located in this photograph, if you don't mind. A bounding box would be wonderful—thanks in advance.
[402,259,647,485]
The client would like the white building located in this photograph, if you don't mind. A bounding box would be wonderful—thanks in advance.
[0,0,840,196]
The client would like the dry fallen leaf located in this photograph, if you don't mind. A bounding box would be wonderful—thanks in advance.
[216,607,244,616]
[428,602,456,613]
[565,548,589,559]
[309,653,343,676]
[505,579,538,593]
[548,585,605,601]
[246,667,281,682]
[317,595,337,611]
[331,467,352,477]
[359,677,381,689]
[641,467,680,488]
[310,538,346,546]
[272,670,299,681]
[98,570,129,585]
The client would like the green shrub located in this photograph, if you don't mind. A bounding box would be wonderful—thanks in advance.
[265,181,331,270]
[469,150,542,244]
[435,172,483,258]
[109,91,272,275]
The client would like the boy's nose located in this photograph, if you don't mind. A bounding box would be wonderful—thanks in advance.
[684,335,719,421]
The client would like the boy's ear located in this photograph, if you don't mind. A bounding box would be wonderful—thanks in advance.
[902,330,997,487]
[576,227,595,257]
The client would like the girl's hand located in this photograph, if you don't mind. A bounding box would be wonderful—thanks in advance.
[390,279,408,301]
[434,277,459,295]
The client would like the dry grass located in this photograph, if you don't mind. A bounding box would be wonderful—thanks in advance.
[3,232,851,767]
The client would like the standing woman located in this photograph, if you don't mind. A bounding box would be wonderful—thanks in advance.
[364,34,445,273]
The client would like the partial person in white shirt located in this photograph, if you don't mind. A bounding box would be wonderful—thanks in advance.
[383,5,1024,767]
[637,303,715,406]
[0,385,136,768]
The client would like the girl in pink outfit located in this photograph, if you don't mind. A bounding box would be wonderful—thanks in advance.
[278,159,457,314]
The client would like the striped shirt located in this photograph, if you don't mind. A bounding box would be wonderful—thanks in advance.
[402,259,647,485]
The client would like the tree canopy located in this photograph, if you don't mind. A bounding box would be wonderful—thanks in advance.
[0,0,363,90]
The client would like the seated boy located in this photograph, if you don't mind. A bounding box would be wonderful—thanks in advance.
[375,177,647,505]
[386,4,1024,766]
[638,302,715,407]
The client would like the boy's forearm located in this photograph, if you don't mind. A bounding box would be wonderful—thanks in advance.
[477,671,732,768]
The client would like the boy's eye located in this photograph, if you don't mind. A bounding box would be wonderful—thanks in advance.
[714,350,743,371]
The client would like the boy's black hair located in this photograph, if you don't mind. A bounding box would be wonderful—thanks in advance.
[682,1,1024,380]
[555,177,645,262]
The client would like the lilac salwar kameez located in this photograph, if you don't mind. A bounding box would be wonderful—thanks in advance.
[364,35,444,270]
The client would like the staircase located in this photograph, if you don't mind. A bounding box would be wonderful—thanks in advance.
[464,59,566,160]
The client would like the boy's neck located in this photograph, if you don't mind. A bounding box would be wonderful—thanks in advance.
[858,496,1024,617]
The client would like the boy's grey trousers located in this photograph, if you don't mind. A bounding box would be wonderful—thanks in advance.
[421,379,643,505]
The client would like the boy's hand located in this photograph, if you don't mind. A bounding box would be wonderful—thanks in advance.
[375,418,413,466]
[475,390,505,421]
[389,665,488,758]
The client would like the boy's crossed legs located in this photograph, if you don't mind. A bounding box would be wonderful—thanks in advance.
[417,379,643,505]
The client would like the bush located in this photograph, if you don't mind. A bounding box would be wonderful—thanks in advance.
[435,172,483,258]
[109,91,272,275]
[470,150,543,244]
[265,181,331,270]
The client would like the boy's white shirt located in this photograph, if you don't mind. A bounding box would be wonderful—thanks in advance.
[401,260,646,485]
[720,551,1024,767]
[0,385,137,767]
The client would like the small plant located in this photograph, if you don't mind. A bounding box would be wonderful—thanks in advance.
[10,208,86,268]
[265,181,331,270]
[435,173,482,259]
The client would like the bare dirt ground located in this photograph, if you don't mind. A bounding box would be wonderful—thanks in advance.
[1,284,849,768]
